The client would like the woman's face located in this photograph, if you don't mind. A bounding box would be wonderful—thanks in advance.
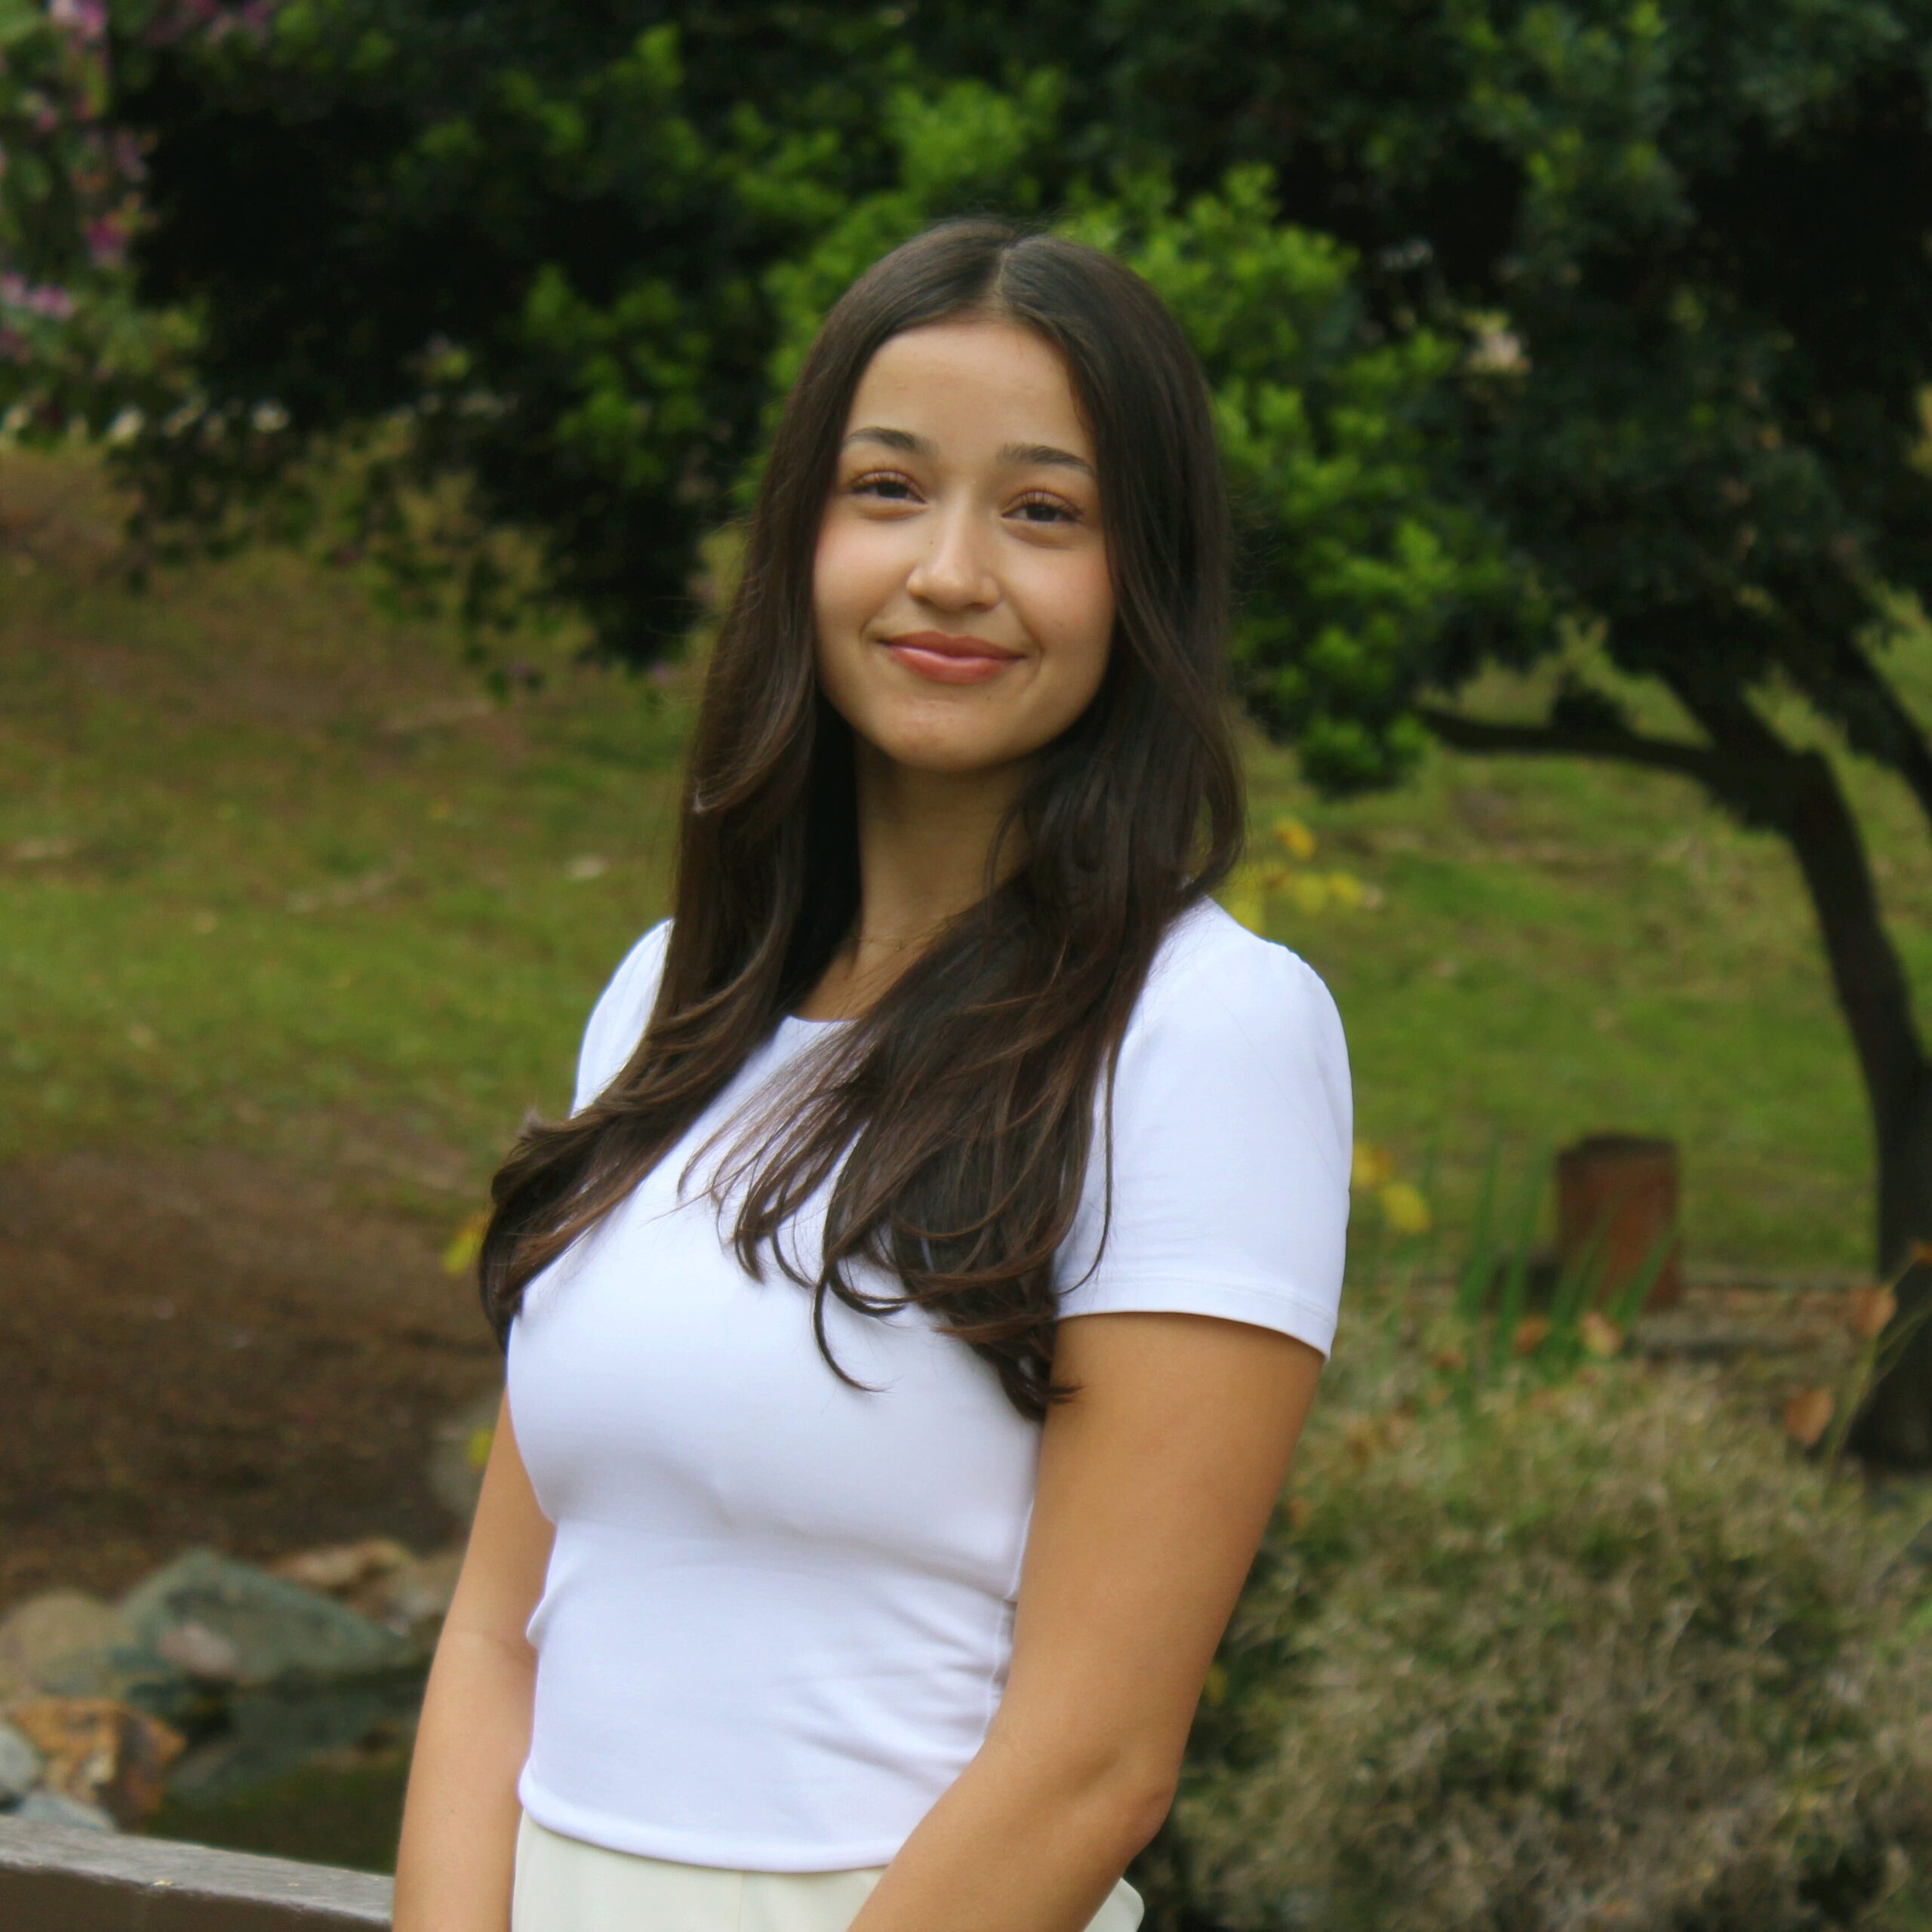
[812,315,1115,780]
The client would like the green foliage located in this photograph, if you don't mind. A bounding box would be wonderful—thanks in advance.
[0,0,215,445]
[106,0,922,644]
[102,0,1932,804]
[1066,163,1524,792]
[756,69,1067,439]
[1168,1361,1932,1930]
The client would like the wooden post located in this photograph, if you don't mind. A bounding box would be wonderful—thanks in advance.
[1555,1134,1684,1313]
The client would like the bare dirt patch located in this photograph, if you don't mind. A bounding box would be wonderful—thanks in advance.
[0,1145,502,1614]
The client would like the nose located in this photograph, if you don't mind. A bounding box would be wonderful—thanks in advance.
[904,500,998,611]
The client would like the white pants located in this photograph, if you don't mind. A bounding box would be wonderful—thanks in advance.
[512,1807,1148,1932]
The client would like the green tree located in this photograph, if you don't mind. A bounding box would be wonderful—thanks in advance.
[1005,0,1932,1462]
[102,0,1932,1461]
[0,0,209,455]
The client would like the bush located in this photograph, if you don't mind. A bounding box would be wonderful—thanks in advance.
[1164,1361,1932,1932]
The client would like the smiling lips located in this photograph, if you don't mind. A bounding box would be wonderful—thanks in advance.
[881,631,1024,685]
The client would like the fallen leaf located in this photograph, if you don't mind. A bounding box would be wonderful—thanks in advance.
[1846,1285,1897,1341]
[1513,1315,1552,1356]
[1579,1311,1623,1357]
[1783,1386,1834,1448]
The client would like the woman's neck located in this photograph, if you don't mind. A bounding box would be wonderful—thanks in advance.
[795,743,1032,1020]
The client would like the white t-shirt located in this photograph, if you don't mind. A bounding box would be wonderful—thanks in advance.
[506,896,1352,1870]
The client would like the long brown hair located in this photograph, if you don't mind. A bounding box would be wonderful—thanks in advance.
[478,216,1244,1422]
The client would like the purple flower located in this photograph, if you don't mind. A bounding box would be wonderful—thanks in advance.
[110,131,149,183]
[50,0,108,42]
[86,217,126,269]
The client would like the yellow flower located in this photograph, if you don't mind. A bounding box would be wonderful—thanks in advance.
[1272,815,1318,860]
[465,1425,496,1472]
[1290,872,1331,915]
[1324,870,1365,908]
[1377,1180,1432,1235]
[1351,1140,1395,1190]
[441,1208,489,1278]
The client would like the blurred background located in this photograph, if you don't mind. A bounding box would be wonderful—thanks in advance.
[6,2,1932,1924]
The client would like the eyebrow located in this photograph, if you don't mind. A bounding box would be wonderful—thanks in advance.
[842,426,1097,480]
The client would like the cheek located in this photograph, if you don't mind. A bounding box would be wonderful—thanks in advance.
[1026,549,1115,690]
[814,515,899,635]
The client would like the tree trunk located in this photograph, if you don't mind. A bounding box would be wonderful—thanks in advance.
[1721,734,1932,1467]
[1417,681,1932,1463]
[1847,1067,1932,1465]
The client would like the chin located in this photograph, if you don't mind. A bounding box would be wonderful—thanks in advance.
[873,731,1019,776]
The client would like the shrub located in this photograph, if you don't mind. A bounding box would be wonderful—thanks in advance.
[1164,1362,1932,1932]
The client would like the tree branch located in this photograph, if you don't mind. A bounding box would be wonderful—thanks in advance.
[1778,631,1932,844]
[1412,703,1728,789]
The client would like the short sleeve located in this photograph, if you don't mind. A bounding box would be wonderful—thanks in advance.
[1054,933,1353,1360]
[571,917,672,1115]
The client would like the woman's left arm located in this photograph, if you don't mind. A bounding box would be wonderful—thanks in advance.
[848,1306,1325,1932]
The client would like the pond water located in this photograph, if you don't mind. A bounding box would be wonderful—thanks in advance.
[140,1725,415,1875]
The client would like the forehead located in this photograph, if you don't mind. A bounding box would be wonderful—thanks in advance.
[844,318,1092,460]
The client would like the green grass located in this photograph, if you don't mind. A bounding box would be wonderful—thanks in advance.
[4,444,1927,1271]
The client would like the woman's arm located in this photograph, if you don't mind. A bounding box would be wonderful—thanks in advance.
[392,1389,556,1932]
[847,1308,1325,1932]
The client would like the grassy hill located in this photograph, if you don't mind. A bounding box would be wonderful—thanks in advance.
[5,443,1929,1281]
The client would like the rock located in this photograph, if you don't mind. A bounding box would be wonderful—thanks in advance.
[155,1619,242,1681]
[0,1654,29,1710]
[14,1786,118,1830]
[269,1537,414,1596]
[115,1549,422,1687]
[360,1546,464,1640]
[0,1589,134,1693]
[8,1696,184,1828]
[0,1718,41,1802]
[24,1639,201,1724]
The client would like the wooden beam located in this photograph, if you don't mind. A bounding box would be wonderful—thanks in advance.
[0,1817,392,1929]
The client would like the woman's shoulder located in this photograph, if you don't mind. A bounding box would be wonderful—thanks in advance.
[1112,897,1352,1183]
[572,915,673,1114]
[1132,895,1347,1060]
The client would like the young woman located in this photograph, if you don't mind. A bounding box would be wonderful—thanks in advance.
[392,216,1352,1932]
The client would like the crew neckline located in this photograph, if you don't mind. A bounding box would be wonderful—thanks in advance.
[780,1011,857,1032]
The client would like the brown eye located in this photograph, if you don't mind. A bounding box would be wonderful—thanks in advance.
[851,470,918,501]
[1011,491,1078,525]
